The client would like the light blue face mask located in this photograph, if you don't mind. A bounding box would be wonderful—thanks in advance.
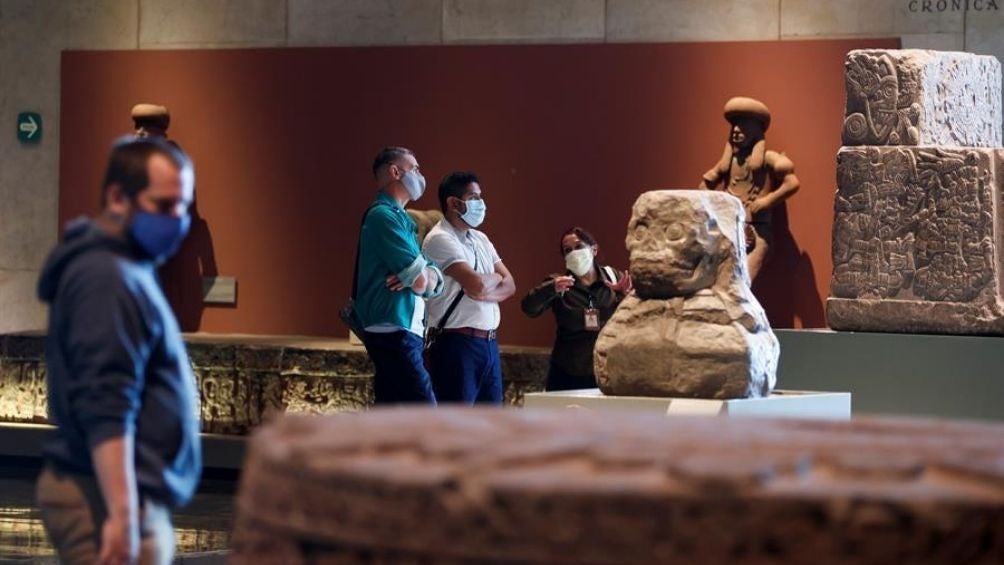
[460,198,486,228]
[401,169,427,201]
[129,210,191,264]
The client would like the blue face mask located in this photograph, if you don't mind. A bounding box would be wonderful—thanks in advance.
[460,198,486,228]
[129,210,191,264]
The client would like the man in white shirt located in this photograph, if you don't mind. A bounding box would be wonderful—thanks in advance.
[422,171,516,404]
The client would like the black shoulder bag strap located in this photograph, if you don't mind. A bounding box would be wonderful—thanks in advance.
[430,240,481,336]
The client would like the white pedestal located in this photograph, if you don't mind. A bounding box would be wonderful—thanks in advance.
[523,389,851,420]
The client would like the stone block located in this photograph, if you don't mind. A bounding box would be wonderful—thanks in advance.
[231,409,1004,564]
[444,0,604,44]
[0,358,47,423]
[595,191,778,399]
[606,0,779,43]
[966,7,1004,96]
[828,146,1004,333]
[288,0,443,46]
[278,373,372,414]
[139,0,286,48]
[843,49,1002,147]
[196,368,263,435]
[281,347,372,375]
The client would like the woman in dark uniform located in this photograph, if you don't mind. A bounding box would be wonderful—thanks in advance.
[521,227,633,391]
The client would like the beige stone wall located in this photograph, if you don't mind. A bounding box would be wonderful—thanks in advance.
[1,0,1000,333]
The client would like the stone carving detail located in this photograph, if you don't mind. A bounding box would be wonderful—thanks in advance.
[0,335,550,433]
[232,408,1004,564]
[829,48,1004,335]
[832,147,998,303]
[594,190,778,399]
[843,49,1002,147]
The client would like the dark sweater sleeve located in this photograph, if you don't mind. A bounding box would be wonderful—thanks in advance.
[521,275,560,318]
[61,260,154,449]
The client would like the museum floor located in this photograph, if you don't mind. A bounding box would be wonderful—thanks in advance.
[0,460,233,563]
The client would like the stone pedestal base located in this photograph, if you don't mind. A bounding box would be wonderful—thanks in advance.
[523,388,850,419]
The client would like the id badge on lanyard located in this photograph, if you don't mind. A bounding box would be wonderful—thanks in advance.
[584,297,600,331]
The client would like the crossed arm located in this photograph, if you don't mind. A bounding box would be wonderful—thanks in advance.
[445,260,515,302]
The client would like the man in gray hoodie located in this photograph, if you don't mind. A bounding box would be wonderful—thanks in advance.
[36,136,200,565]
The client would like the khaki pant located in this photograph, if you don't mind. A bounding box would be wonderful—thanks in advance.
[36,466,175,565]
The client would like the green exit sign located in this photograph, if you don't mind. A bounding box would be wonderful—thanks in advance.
[17,112,42,143]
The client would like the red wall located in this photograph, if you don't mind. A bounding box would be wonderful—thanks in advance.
[60,39,899,346]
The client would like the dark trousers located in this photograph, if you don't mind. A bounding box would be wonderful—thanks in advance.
[546,362,597,392]
[429,332,503,405]
[363,330,437,405]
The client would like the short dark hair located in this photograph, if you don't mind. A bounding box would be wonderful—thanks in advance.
[559,227,598,255]
[438,171,480,213]
[372,146,414,178]
[100,135,190,207]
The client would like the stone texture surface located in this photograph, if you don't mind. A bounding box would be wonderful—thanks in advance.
[828,146,1004,334]
[966,7,1004,101]
[444,0,604,44]
[843,49,1002,147]
[288,0,443,46]
[139,0,286,48]
[595,191,778,399]
[606,0,779,43]
[0,334,549,434]
[231,408,1004,564]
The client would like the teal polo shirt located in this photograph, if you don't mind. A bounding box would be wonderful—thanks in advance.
[355,191,443,335]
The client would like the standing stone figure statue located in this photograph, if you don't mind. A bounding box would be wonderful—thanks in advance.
[131,103,171,139]
[699,97,800,279]
[594,190,779,399]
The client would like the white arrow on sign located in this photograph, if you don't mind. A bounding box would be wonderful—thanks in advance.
[19,115,38,139]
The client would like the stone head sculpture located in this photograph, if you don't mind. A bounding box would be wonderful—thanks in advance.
[628,190,749,300]
[595,190,777,399]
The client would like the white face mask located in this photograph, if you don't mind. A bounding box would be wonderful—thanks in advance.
[460,198,486,228]
[565,247,595,277]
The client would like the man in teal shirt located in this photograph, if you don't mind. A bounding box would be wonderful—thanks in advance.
[356,146,443,404]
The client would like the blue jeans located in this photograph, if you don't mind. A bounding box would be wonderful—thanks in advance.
[363,331,437,405]
[429,332,502,405]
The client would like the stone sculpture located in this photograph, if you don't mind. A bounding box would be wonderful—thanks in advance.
[593,190,778,399]
[699,96,800,280]
[407,208,444,244]
[842,49,1001,147]
[828,49,1004,334]
[131,103,171,138]
[231,408,1004,564]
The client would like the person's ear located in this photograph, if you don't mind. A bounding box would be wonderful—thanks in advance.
[592,245,599,256]
[389,164,403,181]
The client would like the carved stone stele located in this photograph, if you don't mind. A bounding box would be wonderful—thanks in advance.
[843,49,1002,148]
[594,190,778,399]
[232,408,1004,564]
[828,146,1004,334]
